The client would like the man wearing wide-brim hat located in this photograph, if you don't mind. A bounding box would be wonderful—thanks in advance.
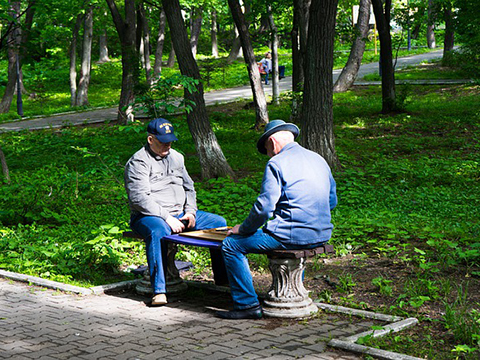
[216,120,338,319]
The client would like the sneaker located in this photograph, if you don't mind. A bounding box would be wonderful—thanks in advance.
[151,293,167,306]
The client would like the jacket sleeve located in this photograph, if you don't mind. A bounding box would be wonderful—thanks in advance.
[239,162,281,234]
[182,166,197,216]
[124,158,170,220]
[329,172,338,210]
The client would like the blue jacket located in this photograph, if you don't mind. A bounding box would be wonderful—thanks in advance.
[239,142,337,245]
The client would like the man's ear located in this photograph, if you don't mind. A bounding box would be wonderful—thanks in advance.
[147,135,154,145]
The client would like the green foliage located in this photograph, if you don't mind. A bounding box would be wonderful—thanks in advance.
[443,285,480,350]
[131,74,199,118]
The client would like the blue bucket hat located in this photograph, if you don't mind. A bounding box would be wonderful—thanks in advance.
[257,119,300,154]
[147,118,178,143]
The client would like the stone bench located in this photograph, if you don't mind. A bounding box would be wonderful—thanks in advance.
[123,231,334,318]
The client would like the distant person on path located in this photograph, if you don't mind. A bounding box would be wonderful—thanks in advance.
[124,118,227,306]
[216,120,337,319]
[258,52,285,85]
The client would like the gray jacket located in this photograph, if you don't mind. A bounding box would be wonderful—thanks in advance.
[124,145,197,220]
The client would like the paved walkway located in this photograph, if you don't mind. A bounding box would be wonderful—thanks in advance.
[0,278,371,360]
[0,49,451,133]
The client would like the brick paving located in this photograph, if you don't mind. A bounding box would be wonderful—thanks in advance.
[0,278,369,359]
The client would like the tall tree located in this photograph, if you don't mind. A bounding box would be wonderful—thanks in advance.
[69,14,83,107]
[138,3,152,85]
[106,0,140,123]
[300,0,339,169]
[0,0,22,113]
[426,0,436,49]
[98,29,111,63]
[211,9,219,57]
[334,0,371,92]
[226,27,242,63]
[75,5,94,107]
[292,0,310,94]
[371,0,397,113]
[153,8,167,78]
[228,0,269,129]
[190,6,203,58]
[267,4,280,105]
[162,0,234,179]
[442,0,454,58]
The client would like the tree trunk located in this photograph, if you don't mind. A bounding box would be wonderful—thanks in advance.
[371,0,396,113]
[211,10,219,58]
[300,0,339,169]
[427,0,436,49]
[228,0,269,129]
[106,0,140,124]
[0,146,10,184]
[443,5,454,56]
[69,14,83,107]
[0,0,21,114]
[18,0,35,95]
[292,0,311,93]
[226,30,242,64]
[98,29,111,63]
[190,7,203,58]
[139,4,152,85]
[153,9,167,78]
[267,5,279,105]
[162,0,234,180]
[333,0,370,93]
[167,42,175,67]
[76,6,93,107]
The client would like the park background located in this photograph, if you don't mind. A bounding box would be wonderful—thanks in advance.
[1,0,479,358]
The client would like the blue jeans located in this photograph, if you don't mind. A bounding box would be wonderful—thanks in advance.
[131,211,227,294]
[264,66,285,84]
[221,230,289,309]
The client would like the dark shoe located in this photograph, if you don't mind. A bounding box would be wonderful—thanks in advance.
[215,305,262,320]
[279,76,285,80]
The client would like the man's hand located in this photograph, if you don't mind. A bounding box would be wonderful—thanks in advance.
[180,213,196,229]
[227,224,241,236]
[166,216,185,233]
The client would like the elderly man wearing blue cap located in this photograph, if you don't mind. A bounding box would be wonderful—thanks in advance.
[124,118,227,306]
[216,120,338,319]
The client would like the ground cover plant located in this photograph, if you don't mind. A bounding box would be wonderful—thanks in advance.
[1,64,479,358]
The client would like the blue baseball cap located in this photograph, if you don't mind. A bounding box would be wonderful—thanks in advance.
[147,118,178,143]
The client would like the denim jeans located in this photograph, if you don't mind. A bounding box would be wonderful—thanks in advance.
[221,230,289,309]
[131,211,227,294]
[264,66,285,85]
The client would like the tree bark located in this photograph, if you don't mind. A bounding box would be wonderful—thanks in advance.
[0,146,10,184]
[211,10,219,58]
[106,0,140,124]
[76,6,93,107]
[153,9,167,78]
[267,5,280,105]
[190,7,203,58]
[300,0,339,169]
[228,0,269,129]
[69,14,83,107]
[167,42,175,67]
[292,0,311,93]
[226,30,242,64]
[162,0,234,180]
[0,0,21,113]
[443,4,454,56]
[98,29,111,63]
[139,3,152,85]
[333,0,370,93]
[371,0,396,113]
[426,0,436,49]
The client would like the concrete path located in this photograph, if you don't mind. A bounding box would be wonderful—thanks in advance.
[0,49,448,133]
[0,278,370,360]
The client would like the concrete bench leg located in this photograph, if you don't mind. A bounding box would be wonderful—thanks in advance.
[262,257,318,318]
[136,242,188,296]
